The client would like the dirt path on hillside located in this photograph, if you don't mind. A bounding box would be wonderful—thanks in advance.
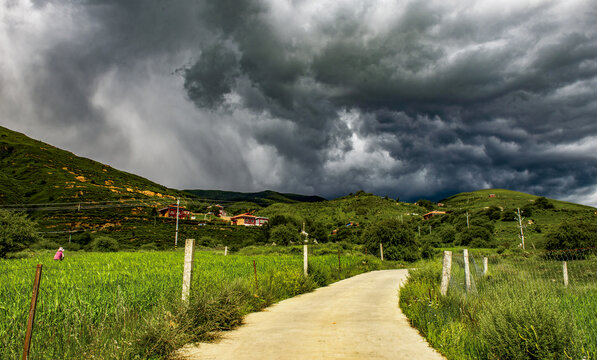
[179,270,445,360]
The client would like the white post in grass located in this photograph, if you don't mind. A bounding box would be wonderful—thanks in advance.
[174,198,180,249]
[463,249,471,293]
[224,246,228,256]
[563,261,569,287]
[182,239,195,304]
[483,257,489,277]
[440,251,452,296]
[380,242,384,261]
[302,223,308,277]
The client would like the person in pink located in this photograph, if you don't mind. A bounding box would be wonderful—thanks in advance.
[53,247,64,261]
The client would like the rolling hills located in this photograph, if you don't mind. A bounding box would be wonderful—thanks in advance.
[1,125,596,253]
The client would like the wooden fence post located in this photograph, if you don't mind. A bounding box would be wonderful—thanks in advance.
[224,246,228,256]
[22,264,43,360]
[463,249,471,293]
[253,260,259,290]
[380,242,384,261]
[440,251,452,296]
[181,239,195,304]
[483,257,488,277]
[304,244,308,276]
[563,261,569,287]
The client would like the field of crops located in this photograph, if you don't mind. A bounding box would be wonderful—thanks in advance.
[399,249,597,359]
[1,249,382,359]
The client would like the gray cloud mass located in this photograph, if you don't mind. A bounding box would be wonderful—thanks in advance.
[2,0,597,205]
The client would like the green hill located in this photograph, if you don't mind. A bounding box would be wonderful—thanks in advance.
[0,126,187,205]
[183,189,326,206]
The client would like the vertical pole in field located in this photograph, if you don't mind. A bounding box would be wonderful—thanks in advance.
[253,260,259,291]
[463,249,471,293]
[22,264,43,360]
[563,261,569,287]
[302,223,308,277]
[440,251,452,296]
[174,198,180,249]
[517,208,525,250]
[224,246,228,256]
[181,239,195,304]
[483,257,488,277]
[380,242,384,261]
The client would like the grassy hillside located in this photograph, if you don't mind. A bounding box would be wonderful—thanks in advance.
[183,189,326,206]
[0,126,187,204]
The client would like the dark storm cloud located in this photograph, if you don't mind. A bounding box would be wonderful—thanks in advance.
[2,0,597,204]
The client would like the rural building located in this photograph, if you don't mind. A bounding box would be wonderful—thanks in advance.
[158,204,190,219]
[230,213,269,226]
[209,204,227,217]
[423,211,447,220]
[489,194,496,198]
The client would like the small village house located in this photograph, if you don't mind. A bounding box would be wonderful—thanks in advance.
[158,204,190,219]
[423,211,447,220]
[230,213,269,226]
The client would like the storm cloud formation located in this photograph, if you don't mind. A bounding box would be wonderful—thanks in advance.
[2,0,597,204]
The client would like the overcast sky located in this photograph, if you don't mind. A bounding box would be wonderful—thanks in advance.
[2,0,597,205]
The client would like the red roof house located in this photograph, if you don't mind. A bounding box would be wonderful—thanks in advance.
[230,213,269,226]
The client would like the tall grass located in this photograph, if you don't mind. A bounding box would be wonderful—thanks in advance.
[399,251,597,359]
[1,249,385,359]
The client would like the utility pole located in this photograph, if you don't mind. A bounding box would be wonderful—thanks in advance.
[466,211,470,229]
[175,199,180,249]
[516,208,525,250]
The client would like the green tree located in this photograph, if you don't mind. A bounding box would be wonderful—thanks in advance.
[270,224,300,246]
[545,220,597,250]
[361,219,420,261]
[534,196,555,209]
[416,199,435,211]
[0,210,40,258]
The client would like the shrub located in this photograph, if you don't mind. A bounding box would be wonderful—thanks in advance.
[31,239,60,250]
[361,219,420,261]
[0,210,41,258]
[534,196,555,209]
[87,236,120,252]
[455,226,495,248]
[270,224,300,245]
[139,243,158,251]
[478,287,584,359]
[544,220,597,251]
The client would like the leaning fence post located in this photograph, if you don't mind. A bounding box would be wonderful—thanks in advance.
[440,251,452,296]
[463,249,471,293]
[181,239,195,304]
[22,264,43,360]
[563,261,569,287]
[380,242,384,261]
[253,260,259,290]
[483,257,488,277]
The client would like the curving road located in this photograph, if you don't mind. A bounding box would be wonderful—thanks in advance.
[179,269,445,360]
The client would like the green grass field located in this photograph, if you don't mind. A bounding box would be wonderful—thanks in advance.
[399,249,597,359]
[1,249,386,359]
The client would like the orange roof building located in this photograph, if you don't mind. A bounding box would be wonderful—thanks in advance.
[230,213,269,226]
[423,211,447,220]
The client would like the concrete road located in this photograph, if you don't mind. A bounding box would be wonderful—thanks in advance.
[179,269,445,360]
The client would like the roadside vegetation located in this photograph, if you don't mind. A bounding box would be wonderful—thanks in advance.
[1,249,394,359]
[399,249,597,360]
